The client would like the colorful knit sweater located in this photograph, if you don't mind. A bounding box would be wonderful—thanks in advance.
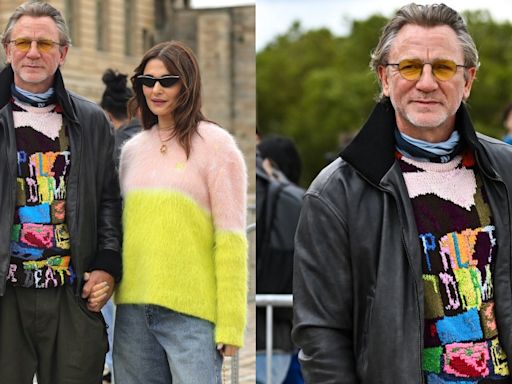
[9,98,74,288]
[117,121,248,347]
[398,152,510,383]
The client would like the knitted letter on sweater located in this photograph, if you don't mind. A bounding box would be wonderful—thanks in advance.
[117,121,248,347]
[398,152,510,382]
[9,99,74,288]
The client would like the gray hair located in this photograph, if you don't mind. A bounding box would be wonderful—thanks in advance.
[1,1,71,46]
[370,3,479,100]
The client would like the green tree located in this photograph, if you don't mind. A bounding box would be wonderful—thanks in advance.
[464,10,512,136]
[257,22,342,135]
[257,12,512,185]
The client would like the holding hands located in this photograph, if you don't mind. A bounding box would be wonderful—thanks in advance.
[81,271,115,312]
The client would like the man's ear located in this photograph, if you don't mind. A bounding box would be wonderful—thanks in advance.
[463,66,477,101]
[378,65,390,97]
[58,45,69,66]
[4,43,11,64]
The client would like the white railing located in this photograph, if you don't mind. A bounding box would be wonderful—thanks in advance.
[255,294,294,384]
[225,210,256,383]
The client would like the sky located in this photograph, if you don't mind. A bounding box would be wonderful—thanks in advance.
[256,0,512,51]
[191,0,254,8]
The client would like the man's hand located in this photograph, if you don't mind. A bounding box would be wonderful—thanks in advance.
[81,270,115,312]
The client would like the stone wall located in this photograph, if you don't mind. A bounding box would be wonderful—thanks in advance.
[0,0,255,194]
[165,5,256,196]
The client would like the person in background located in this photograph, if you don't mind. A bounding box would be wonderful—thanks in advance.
[256,134,304,384]
[502,102,512,144]
[0,2,121,383]
[293,3,512,383]
[101,68,142,168]
[113,40,248,384]
[99,68,141,383]
[259,135,302,185]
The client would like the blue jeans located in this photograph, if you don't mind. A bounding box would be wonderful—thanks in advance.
[283,352,304,384]
[113,304,223,384]
[256,351,292,384]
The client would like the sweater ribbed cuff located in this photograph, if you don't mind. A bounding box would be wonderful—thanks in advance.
[89,249,122,282]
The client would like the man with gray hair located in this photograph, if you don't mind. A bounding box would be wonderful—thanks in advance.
[0,2,121,383]
[293,3,512,383]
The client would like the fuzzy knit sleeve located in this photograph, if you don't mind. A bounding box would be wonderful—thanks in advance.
[207,129,248,347]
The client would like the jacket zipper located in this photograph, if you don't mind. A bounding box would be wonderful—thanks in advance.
[68,119,82,295]
[391,188,424,384]
[3,116,17,293]
[474,151,509,277]
[399,229,424,384]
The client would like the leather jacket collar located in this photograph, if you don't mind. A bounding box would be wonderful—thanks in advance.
[341,99,496,185]
[0,64,78,124]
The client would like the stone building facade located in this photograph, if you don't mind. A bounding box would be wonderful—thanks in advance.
[0,0,255,192]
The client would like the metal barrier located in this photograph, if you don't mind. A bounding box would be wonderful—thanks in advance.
[255,294,294,384]
[227,215,256,384]
[230,352,240,384]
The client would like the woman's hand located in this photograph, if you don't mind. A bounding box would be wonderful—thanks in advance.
[217,344,239,357]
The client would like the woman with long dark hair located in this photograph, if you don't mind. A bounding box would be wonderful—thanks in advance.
[113,41,248,383]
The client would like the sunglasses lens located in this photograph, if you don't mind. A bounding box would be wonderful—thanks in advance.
[12,38,57,52]
[396,59,459,81]
[37,40,54,52]
[14,38,31,52]
[138,76,179,88]
[432,60,457,81]
[159,77,180,87]
[398,59,423,80]
[139,77,157,87]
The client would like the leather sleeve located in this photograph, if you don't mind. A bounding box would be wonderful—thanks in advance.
[292,192,359,383]
[89,114,122,281]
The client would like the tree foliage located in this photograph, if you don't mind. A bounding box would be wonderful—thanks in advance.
[257,12,512,185]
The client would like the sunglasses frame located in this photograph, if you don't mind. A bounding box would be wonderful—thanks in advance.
[137,75,181,88]
[9,37,64,53]
[385,59,468,81]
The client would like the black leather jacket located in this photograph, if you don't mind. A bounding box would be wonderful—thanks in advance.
[114,118,141,168]
[0,65,122,296]
[292,101,512,383]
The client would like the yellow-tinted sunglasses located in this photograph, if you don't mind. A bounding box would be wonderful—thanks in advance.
[9,37,65,53]
[385,59,468,81]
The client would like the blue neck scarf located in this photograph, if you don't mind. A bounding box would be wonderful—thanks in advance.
[11,84,56,107]
[395,128,462,163]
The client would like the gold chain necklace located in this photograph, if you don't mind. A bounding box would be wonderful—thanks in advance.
[157,125,175,154]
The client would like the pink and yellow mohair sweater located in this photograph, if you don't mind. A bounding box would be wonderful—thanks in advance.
[116,121,248,347]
